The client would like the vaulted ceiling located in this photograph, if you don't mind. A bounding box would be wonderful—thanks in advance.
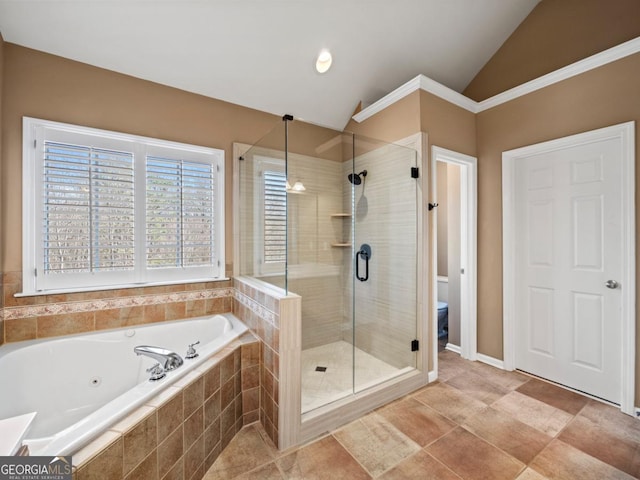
[0,0,540,130]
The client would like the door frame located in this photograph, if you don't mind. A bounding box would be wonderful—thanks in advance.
[502,121,636,415]
[432,146,478,362]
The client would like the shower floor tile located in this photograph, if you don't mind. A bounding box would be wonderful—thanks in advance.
[301,341,402,413]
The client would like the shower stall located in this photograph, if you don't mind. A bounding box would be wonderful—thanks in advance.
[235,116,427,445]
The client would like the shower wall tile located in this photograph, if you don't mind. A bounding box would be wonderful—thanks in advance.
[71,334,258,480]
[343,146,418,369]
[1,271,233,343]
[289,274,343,350]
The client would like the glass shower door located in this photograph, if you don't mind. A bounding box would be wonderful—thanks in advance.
[351,137,418,393]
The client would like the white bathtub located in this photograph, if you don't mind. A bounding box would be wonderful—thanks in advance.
[0,313,247,456]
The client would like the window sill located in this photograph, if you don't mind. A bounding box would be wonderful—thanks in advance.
[15,277,231,298]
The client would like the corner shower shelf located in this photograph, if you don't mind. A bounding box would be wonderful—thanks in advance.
[331,243,352,247]
[330,213,352,218]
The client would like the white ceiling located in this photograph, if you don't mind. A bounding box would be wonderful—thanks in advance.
[0,0,539,131]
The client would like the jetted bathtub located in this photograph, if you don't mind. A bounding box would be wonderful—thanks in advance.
[0,313,247,456]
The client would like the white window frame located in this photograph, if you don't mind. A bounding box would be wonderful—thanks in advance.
[254,155,286,276]
[22,117,225,295]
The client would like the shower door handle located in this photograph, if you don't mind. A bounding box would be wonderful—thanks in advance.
[356,249,369,282]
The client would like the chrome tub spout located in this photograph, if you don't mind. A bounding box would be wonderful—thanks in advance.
[134,345,184,371]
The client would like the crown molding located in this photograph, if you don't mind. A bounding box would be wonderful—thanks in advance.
[352,76,423,123]
[352,36,640,123]
[477,36,640,112]
[418,75,479,112]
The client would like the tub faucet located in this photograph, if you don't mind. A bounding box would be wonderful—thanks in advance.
[134,345,184,371]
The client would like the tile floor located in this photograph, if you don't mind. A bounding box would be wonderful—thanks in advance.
[301,341,403,413]
[205,350,640,479]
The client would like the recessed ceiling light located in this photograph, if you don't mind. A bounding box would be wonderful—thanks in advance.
[316,50,332,73]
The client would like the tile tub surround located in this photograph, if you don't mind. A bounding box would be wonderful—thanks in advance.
[232,277,284,448]
[1,272,233,344]
[71,333,260,480]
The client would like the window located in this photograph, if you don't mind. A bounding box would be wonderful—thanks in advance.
[23,117,225,294]
[263,170,287,264]
[254,156,286,275]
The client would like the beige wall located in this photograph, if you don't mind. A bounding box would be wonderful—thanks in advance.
[1,43,282,274]
[419,90,477,158]
[436,162,448,276]
[464,0,640,101]
[344,91,421,142]
[476,52,640,401]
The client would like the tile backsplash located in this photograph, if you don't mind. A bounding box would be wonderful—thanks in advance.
[0,272,233,344]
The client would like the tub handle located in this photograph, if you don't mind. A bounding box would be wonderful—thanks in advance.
[186,341,200,359]
[146,363,166,381]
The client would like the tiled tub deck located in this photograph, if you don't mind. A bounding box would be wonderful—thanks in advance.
[70,333,260,480]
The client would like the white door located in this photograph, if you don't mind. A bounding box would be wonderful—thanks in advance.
[513,137,623,403]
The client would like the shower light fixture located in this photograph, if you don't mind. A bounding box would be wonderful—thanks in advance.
[286,180,306,192]
[316,50,332,73]
[292,181,306,192]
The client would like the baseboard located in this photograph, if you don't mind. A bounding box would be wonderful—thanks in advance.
[445,343,461,354]
[428,370,438,383]
[477,353,505,370]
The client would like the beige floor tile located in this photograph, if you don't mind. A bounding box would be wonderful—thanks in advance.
[462,406,552,464]
[204,424,276,479]
[276,435,371,480]
[333,412,421,476]
[558,414,640,477]
[516,379,589,415]
[235,462,284,480]
[529,440,635,480]
[467,361,530,391]
[515,468,549,480]
[437,351,469,382]
[578,400,640,443]
[201,351,632,480]
[377,449,462,480]
[492,391,573,436]
[446,370,510,405]
[427,427,525,480]
[377,397,457,447]
[413,382,487,424]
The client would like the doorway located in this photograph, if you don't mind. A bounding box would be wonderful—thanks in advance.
[502,122,636,415]
[432,146,477,363]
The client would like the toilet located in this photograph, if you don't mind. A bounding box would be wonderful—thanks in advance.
[437,301,448,338]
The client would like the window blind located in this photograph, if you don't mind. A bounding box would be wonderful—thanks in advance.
[263,170,286,264]
[146,156,216,268]
[42,141,135,273]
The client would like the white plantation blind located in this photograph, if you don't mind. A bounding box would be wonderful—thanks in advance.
[146,157,216,268]
[43,141,135,273]
[23,117,225,294]
[263,170,286,264]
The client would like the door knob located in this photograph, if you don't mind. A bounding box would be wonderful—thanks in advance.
[605,280,619,289]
